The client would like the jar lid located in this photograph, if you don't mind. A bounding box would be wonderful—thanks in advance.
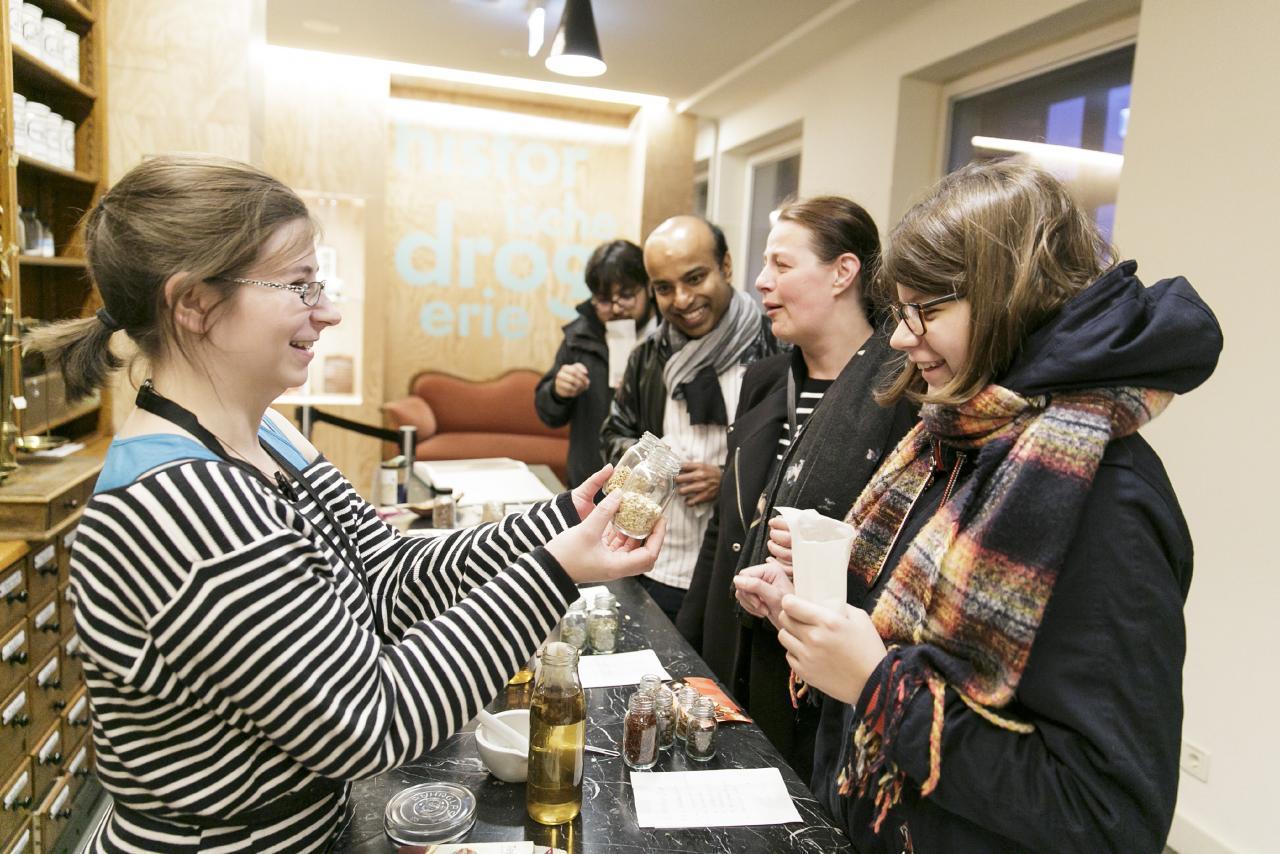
[383,782,477,845]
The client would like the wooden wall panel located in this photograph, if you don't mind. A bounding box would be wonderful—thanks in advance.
[104,0,258,432]
[261,50,388,498]
[383,101,634,397]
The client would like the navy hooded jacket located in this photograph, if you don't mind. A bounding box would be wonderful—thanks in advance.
[811,262,1222,853]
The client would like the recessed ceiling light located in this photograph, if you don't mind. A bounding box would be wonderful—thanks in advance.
[301,19,341,35]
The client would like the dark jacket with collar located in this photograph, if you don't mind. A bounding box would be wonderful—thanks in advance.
[598,312,779,465]
[535,301,612,488]
[812,262,1222,853]
[675,334,916,756]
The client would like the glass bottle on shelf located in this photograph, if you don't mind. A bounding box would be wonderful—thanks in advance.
[622,692,659,770]
[613,444,681,539]
[586,592,619,654]
[431,487,456,529]
[527,642,586,825]
[604,431,663,494]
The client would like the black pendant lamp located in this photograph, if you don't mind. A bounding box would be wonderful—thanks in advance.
[545,0,606,77]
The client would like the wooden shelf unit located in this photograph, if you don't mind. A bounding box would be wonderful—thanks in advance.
[2,0,109,449]
[0,1,107,845]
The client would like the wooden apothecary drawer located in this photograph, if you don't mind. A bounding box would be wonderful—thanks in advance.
[0,761,32,848]
[30,775,70,854]
[27,724,61,814]
[26,651,65,742]
[0,555,28,637]
[0,626,30,701]
[0,818,32,854]
[23,596,59,669]
[23,547,56,618]
[0,683,32,774]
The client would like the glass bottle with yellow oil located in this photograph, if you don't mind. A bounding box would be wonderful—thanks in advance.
[526,641,586,825]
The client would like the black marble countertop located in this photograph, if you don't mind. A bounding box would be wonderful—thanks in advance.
[335,577,851,853]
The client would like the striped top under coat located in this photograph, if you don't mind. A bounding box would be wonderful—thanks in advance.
[72,455,577,852]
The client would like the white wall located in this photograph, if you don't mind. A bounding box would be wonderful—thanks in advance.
[1113,2,1280,852]
[698,0,1278,850]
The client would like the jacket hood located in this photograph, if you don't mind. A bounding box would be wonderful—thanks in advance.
[1001,261,1223,397]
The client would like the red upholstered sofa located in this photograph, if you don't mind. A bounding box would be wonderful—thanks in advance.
[382,370,570,484]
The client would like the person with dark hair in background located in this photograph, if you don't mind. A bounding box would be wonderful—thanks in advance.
[536,239,657,487]
[676,196,917,783]
[737,160,1222,851]
[601,216,779,620]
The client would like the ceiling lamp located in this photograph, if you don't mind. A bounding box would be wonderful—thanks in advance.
[545,0,606,77]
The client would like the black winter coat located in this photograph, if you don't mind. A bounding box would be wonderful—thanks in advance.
[598,313,779,464]
[813,262,1222,852]
[675,336,916,773]
[534,302,611,488]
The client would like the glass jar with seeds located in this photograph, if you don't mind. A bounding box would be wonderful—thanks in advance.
[587,592,619,654]
[604,431,663,494]
[613,444,680,539]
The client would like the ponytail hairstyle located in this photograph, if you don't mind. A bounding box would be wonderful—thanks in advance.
[773,194,881,320]
[23,154,315,401]
[875,158,1115,406]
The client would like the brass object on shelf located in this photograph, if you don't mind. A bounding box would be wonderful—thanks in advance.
[0,299,19,477]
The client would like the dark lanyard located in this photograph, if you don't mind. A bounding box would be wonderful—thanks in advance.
[135,380,364,582]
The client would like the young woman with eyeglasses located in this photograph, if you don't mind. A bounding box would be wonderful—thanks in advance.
[735,159,1222,851]
[535,239,656,487]
[25,155,665,852]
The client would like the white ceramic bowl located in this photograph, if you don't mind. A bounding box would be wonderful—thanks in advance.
[475,709,530,783]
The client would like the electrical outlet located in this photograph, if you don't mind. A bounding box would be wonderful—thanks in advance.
[1180,740,1210,782]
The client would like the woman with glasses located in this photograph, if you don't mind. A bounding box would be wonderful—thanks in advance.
[536,239,656,486]
[735,160,1222,851]
[676,196,916,784]
[24,155,665,852]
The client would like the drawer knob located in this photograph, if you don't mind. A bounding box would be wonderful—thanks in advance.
[73,768,89,778]
[39,753,61,766]
[63,497,80,509]
[37,565,57,576]
[52,699,66,709]
[4,796,32,811]
[40,622,60,633]
[4,590,27,604]
[55,806,72,819]
[4,714,29,728]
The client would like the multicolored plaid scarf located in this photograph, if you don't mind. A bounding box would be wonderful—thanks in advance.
[834,383,1173,831]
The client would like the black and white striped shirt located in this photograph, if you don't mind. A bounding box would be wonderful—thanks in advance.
[776,377,834,461]
[72,456,578,851]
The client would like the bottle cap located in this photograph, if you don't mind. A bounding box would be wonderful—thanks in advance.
[383,782,477,845]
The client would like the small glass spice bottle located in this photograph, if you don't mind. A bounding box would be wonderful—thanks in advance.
[674,685,699,743]
[637,674,663,697]
[622,692,659,770]
[587,593,619,654]
[432,487,456,529]
[653,687,676,751]
[604,432,663,494]
[560,600,588,651]
[684,696,718,762]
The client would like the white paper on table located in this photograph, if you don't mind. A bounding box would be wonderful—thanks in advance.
[576,649,670,689]
[605,319,638,388]
[630,768,802,828]
[413,458,554,507]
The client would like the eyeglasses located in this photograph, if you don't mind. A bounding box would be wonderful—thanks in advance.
[591,288,642,309]
[888,293,960,336]
[217,277,327,306]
